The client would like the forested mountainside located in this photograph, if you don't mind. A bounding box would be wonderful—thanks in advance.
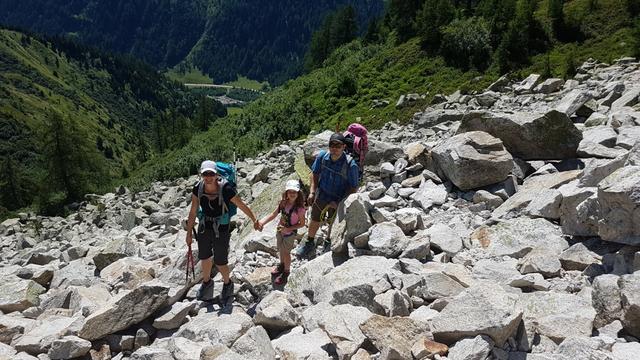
[0,28,197,216]
[128,0,639,187]
[0,0,385,84]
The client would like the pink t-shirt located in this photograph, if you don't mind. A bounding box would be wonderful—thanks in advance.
[279,203,306,236]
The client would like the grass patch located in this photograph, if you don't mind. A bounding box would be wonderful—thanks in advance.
[223,75,269,91]
[226,107,244,116]
[165,66,213,84]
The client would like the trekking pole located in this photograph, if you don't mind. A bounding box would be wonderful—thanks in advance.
[186,229,196,284]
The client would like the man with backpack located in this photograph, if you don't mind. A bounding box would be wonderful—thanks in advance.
[185,160,262,302]
[296,133,360,259]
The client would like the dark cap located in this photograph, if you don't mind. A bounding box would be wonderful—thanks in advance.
[329,133,346,145]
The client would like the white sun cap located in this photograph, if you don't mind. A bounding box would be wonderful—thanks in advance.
[285,179,301,192]
[199,160,218,174]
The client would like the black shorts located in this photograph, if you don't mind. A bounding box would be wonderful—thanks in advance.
[196,223,230,265]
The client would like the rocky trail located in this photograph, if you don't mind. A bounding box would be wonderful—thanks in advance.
[1,57,640,360]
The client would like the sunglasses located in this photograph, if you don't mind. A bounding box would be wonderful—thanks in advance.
[202,172,216,177]
[329,142,343,148]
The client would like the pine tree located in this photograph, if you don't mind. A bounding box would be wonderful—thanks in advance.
[416,0,455,51]
[384,0,423,43]
[0,157,25,210]
[364,18,381,44]
[39,111,108,206]
[548,0,565,40]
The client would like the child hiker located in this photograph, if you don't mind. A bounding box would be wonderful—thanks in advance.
[258,179,306,285]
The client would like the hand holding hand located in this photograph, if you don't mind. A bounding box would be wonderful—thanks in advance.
[307,192,315,206]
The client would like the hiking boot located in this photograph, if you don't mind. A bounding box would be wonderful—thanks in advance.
[322,240,331,253]
[274,271,289,285]
[196,280,214,301]
[296,239,316,259]
[221,281,234,303]
[271,263,284,276]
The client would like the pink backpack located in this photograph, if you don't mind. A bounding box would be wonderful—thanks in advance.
[343,123,368,177]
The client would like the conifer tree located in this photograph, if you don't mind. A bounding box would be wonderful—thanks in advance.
[39,111,108,207]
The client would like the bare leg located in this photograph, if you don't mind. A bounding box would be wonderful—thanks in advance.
[216,264,231,283]
[281,248,292,272]
[307,219,321,240]
[201,258,213,282]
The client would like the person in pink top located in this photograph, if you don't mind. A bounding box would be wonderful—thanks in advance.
[258,179,306,285]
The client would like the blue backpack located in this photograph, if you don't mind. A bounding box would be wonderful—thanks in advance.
[197,161,237,225]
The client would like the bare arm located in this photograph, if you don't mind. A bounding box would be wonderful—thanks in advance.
[259,206,280,227]
[230,195,259,225]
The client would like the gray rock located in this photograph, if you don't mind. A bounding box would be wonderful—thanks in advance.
[558,182,599,236]
[48,336,91,360]
[92,237,140,271]
[365,140,405,166]
[559,243,602,271]
[577,140,628,159]
[430,282,522,346]
[475,91,499,107]
[359,315,431,360]
[508,273,551,291]
[578,156,627,187]
[374,289,412,316]
[0,279,45,313]
[447,335,494,360]
[555,89,593,116]
[611,87,640,111]
[514,74,541,94]
[472,190,504,209]
[247,164,270,184]
[367,222,408,258]
[254,291,300,332]
[535,78,564,94]
[492,188,562,220]
[411,180,448,210]
[152,301,194,330]
[414,109,464,129]
[78,285,169,340]
[312,256,399,314]
[620,273,640,338]
[14,316,81,355]
[592,274,623,329]
[230,326,276,360]
[301,303,373,359]
[582,125,617,146]
[517,292,596,342]
[470,217,568,258]
[611,342,640,360]
[176,307,253,347]
[129,347,173,360]
[585,112,608,127]
[342,193,373,243]
[554,336,615,360]
[432,131,513,191]
[472,259,521,286]
[412,271,466,301]
[518,248,563,278]
[427,223,463,256]
[597,166,640,244]
[271,328,332,360]
[458,110,582,160]
[616,126,640,149]
[394,208,423,234]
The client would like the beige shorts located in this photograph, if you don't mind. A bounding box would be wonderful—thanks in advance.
[276,232,298,252]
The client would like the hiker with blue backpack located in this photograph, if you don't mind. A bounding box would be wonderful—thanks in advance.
[185,160,262,302]
[296,132,361,259]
